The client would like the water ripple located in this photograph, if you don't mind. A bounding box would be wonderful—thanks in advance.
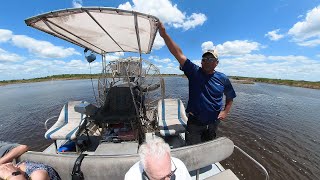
[0,78,319,179]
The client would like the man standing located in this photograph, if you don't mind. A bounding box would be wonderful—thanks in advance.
[158,22,236,145]
[125,137,191,180]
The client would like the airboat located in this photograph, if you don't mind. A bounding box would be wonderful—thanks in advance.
[19,7,269,180]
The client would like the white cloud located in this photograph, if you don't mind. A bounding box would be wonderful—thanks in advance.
[11,35,80,58]
[297,14,304,19]
[105,54,123,62]
[118,0,206,30]
[67,60,83,67]
[72,0,82,8]
[153,34,165,50]
[222,54,266,64]
[295,39,320,47]
[53,60,66,65]
[288,6,320,47]
[0,58,102,80]
[268,55,309,62]
[0,29,13,43]
[219,54,320,81]
[172,13,207,31]
[0,48,24,62]
[201,41,215,52]
[114,52,125,57]
[216,40,261,56]
[0,63,6,71]
[154,58,171,63]
[167,63,175,67]
[0,29,81,59]
[148,55,156,60]
[151,55,171,63]
[24,60,52,66]
[118,2,132,10]
[265,29,285,41]
[160,67,180,74]
[162,58,171,63]
[0,59,71,80]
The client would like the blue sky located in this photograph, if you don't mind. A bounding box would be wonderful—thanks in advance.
[0,0,320,81]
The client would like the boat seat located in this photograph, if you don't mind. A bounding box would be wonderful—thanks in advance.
[204,169,239,180]
[96,86,138,124]
[18,137,234,180]
[171,137,234,172]
[157,99,187,136]
[45,101,86,140]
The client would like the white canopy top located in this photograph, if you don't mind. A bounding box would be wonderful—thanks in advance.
[25,7,159,54]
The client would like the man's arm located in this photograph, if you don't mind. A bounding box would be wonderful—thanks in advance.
[0,145,29,164]
[158,21,187,66]
[218,99,233,120]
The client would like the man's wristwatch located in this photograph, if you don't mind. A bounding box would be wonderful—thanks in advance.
[5,171,22,180]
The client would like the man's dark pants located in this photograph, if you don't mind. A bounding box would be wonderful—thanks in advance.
[185,114,220,145]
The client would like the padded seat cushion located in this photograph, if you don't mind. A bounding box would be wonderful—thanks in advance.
[97,86,138,123]
[45,101,85,140]
[158,99,188,136]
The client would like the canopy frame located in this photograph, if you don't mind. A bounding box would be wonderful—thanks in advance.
[25,7,160,55]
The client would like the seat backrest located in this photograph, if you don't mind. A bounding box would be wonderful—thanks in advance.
[18,151,140,180]
[158,99,188,136]
[18,137,234,180]
[103,86,136,115]
[171,137,234,171]
[45,101,84,140]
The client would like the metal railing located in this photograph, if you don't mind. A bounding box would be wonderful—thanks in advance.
[44,116,58,130]
[234,145,269,180]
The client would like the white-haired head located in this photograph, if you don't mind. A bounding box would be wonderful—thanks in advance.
[138,137,171,171]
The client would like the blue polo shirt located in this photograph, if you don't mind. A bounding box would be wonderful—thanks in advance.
[181,59,236,124]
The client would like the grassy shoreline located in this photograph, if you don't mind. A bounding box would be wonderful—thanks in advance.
[1,74,319,89]
[230,76,320,89]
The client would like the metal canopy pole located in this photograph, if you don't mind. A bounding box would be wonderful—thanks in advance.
[85,10,125,52]
[134,12,143,77]
[43,19,104,53]
[102,53,106,74]
[134,12,145,119]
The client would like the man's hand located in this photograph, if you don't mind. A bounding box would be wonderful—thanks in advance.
[218,111,228,120]
[156,21,187,66]
[157,21,166,38]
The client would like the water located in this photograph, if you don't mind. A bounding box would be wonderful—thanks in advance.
[0,77,319,180]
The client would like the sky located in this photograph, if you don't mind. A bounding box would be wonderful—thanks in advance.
[0,0,320,81]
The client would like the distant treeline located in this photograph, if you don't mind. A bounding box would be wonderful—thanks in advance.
[0,74,102,85]
[0,73,180,85]
[230,76,320,89]
[1,74,319,89]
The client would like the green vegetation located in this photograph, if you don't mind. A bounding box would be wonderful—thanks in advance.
[1,74,319,90]
[230,76,320,89]
[0,74,102,86]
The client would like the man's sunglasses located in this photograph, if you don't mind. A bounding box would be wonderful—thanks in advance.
[142,160,177,180]
[202,57,217,62]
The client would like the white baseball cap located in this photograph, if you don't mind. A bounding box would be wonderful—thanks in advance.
[202,50,218,60]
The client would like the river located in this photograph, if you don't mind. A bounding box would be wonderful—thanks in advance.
[0,77,319,180]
